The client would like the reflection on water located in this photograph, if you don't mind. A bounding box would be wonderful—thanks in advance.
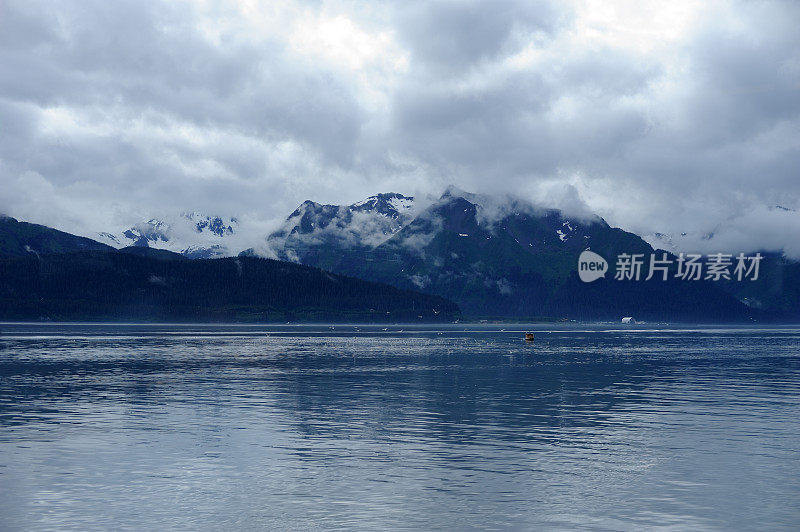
[1,324,799,530]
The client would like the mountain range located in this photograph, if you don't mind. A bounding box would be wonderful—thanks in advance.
[256,188,755,320]
[3,187,799,322]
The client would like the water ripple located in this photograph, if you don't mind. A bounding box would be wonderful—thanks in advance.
[1,324,799,530]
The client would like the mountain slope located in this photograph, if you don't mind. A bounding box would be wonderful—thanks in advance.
[715,252,800,318]
[0,251,459,322]
[0,215,114,257]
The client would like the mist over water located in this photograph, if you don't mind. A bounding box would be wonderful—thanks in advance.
[1,324,799,530]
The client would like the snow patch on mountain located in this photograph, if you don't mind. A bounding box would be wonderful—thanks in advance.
[556,221,575,242]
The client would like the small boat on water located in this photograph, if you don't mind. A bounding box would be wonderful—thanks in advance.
[524,333,534,342]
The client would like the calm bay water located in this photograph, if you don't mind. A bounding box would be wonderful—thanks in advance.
[1,323,799,531]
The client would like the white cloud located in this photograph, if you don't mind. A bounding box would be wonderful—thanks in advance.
[0,0,798,257]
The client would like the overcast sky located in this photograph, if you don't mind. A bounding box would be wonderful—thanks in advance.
[1,0,799,253]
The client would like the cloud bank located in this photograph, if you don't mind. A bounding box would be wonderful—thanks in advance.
[1,0,798,255]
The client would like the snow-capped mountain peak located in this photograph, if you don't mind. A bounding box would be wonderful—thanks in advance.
[97,214,240,258]
[266,193,417,260]
[350,192,415,220]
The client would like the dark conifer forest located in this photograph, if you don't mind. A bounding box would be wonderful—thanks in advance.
[0,250,460,323]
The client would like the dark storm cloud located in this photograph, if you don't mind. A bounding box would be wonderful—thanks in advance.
[0,0,372,235]
[394,0,564,74]
[1,1,363,162]
[382,0,800,252]
[0,0,798,255]
[584,1,800,240]
[390,46,656,178]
